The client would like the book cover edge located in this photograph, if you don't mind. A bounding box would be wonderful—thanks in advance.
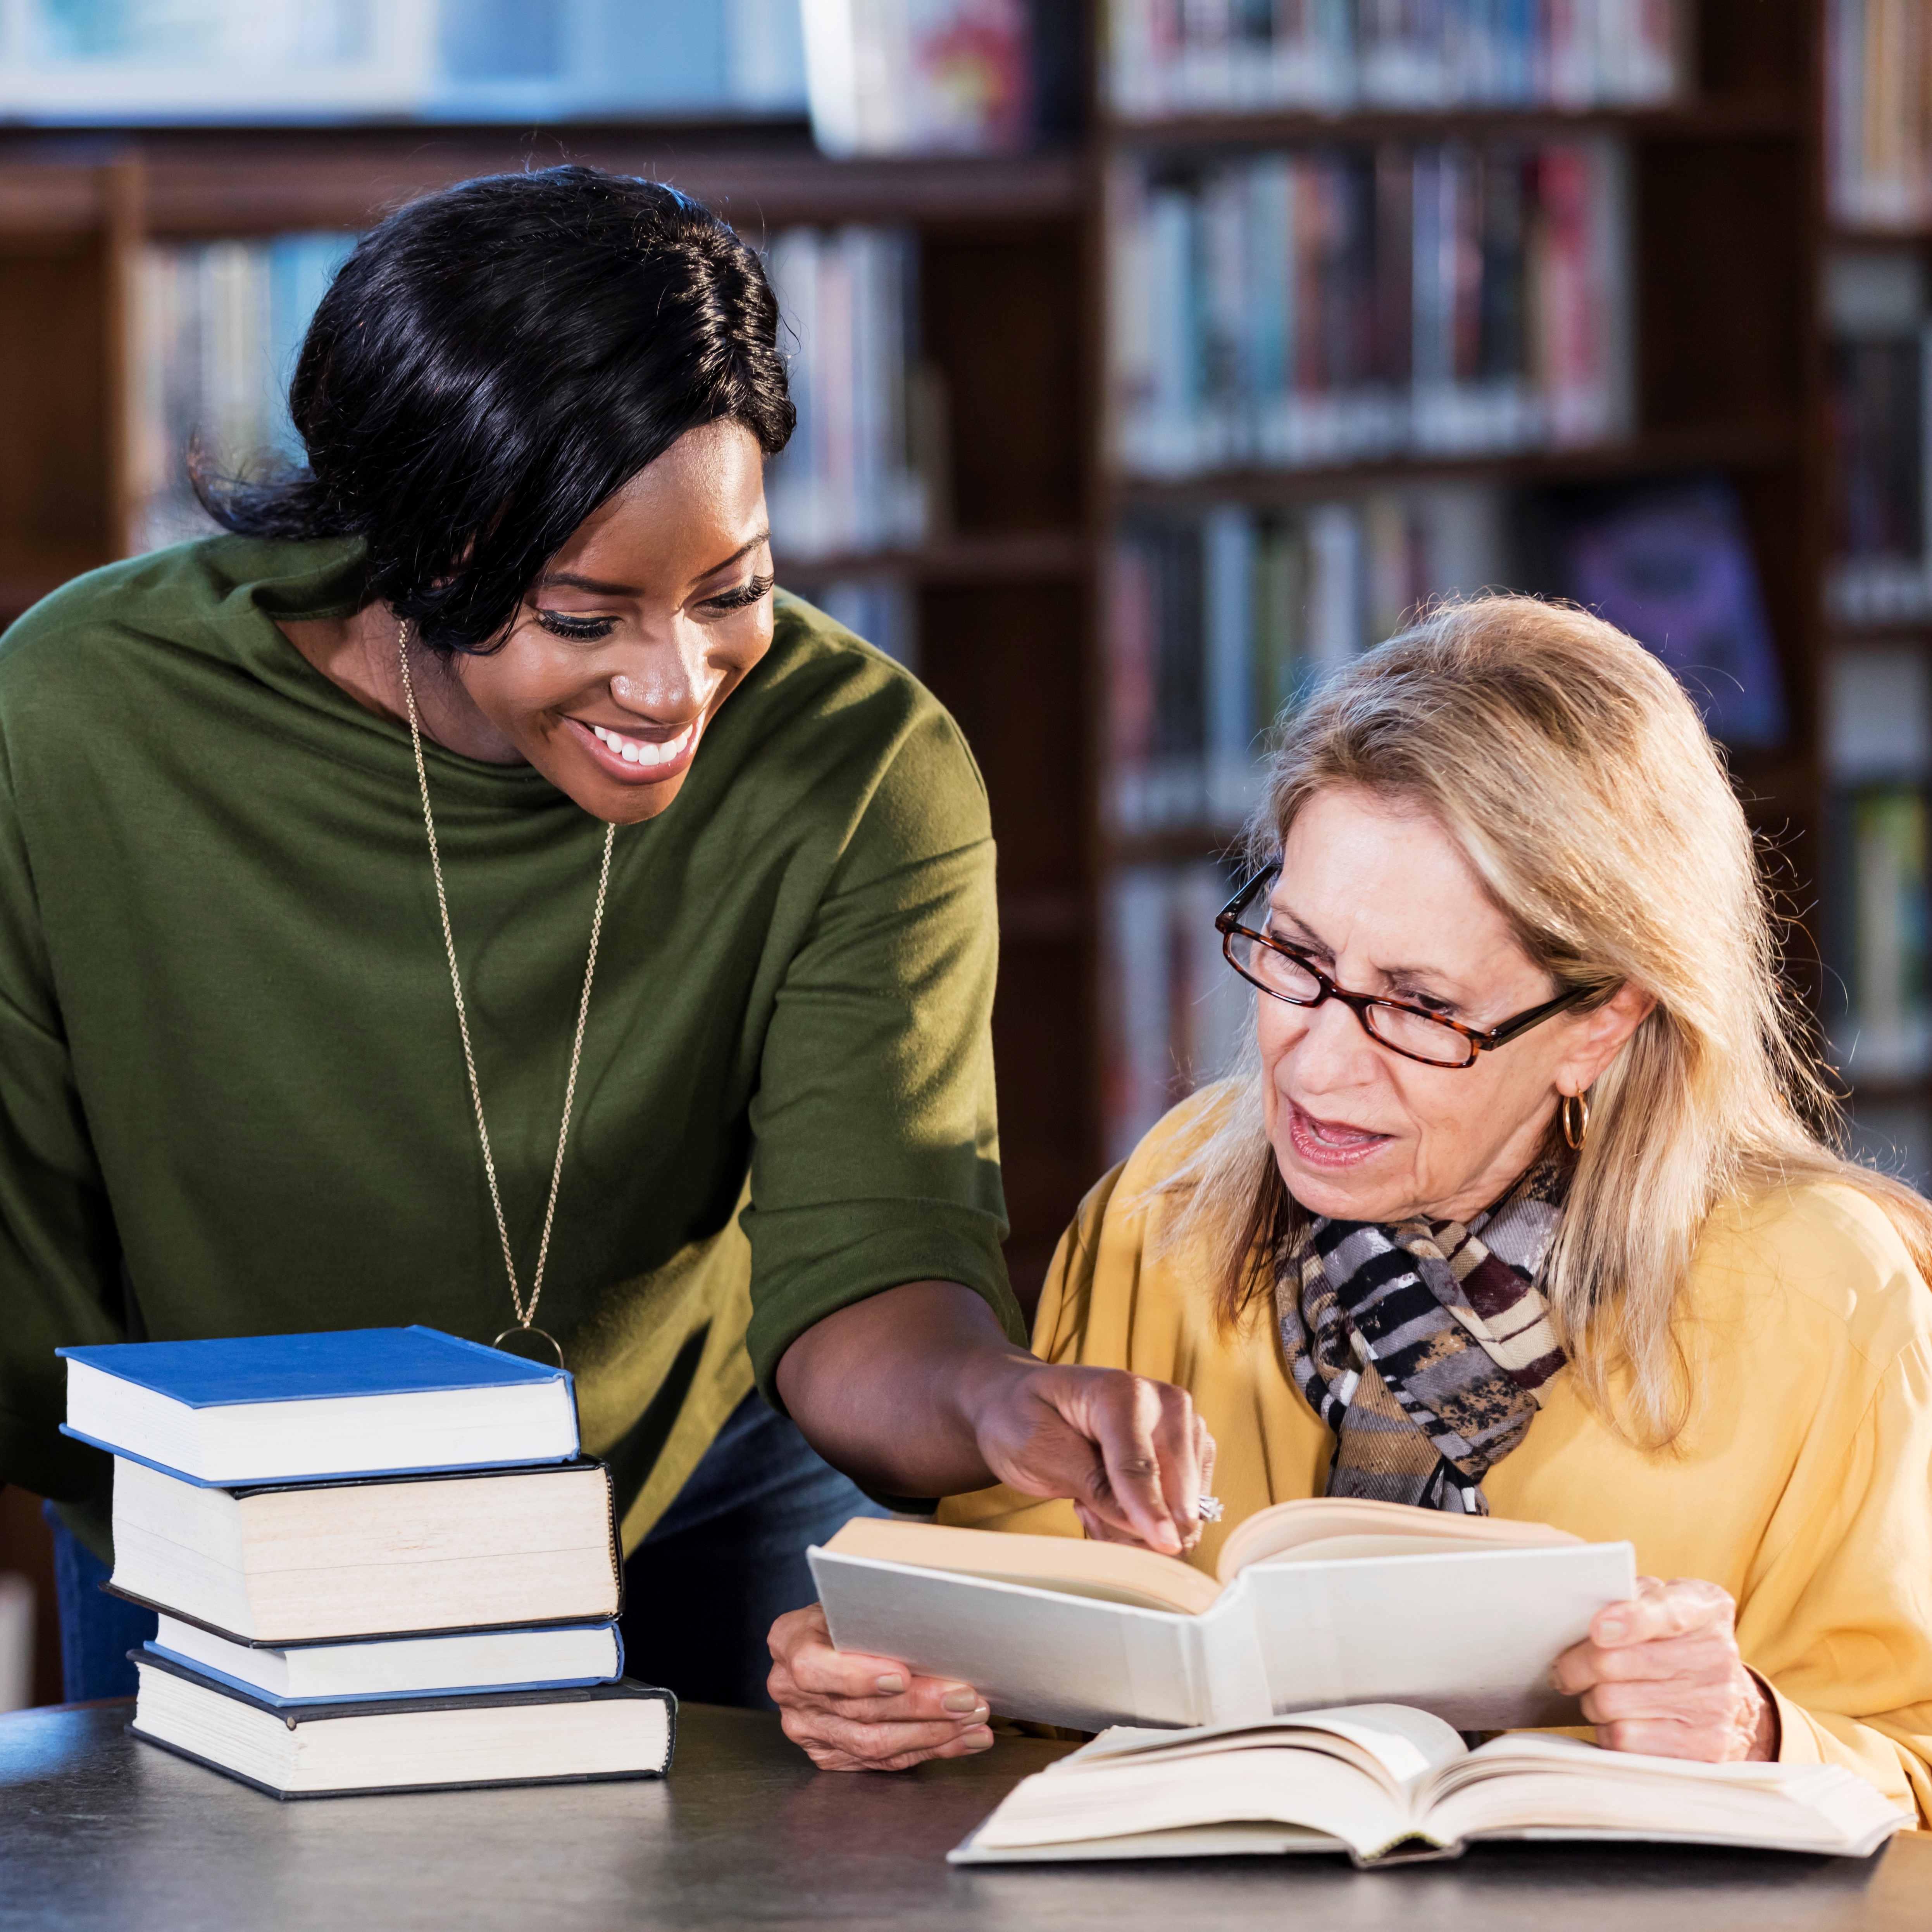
[134,1646,675,1725]
[57,1325,571,1403]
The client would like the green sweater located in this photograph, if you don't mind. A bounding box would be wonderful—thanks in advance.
[0,536,1018,1560]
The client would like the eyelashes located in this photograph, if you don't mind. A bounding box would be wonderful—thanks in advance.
[534,610,616,641]
[531,572,773,639]
[705,571,775,613]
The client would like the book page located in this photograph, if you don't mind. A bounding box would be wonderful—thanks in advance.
[1422,1744,1911,1856]
[1238,1541,1636,1729]
[823,1518,1220,1615]
[960,1742,1413,1861]
[1217,1496,1577,1582]
[1064,1703,1465,1797]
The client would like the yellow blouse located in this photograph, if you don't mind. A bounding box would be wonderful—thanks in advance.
[941,1091,1932,1824]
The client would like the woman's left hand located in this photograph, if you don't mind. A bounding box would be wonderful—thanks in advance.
[1550,1575,1778,1762]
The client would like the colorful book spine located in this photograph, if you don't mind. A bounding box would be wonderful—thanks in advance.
[1826,250,1932,624]
[1829,0,1932,231]
[1110,139,1632,478]
[762,225,930,562]
[1104,0,1683,120]
[1105,483,1503,834]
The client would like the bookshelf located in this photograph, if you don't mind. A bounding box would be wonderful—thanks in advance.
[0,0,1895,1290]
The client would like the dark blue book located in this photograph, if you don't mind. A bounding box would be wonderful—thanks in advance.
[59,1325,579,1486]
[131,1649,674,1799]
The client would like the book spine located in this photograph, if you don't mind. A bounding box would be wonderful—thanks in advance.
[1112,136,1632,481]
[1100,0,1681,116]
[762,224,928,564]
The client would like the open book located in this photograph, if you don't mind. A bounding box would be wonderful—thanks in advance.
[809,1501,1636,1732]
[948,1705,1910,1867]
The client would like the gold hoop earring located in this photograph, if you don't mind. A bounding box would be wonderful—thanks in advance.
[1561,1091,1590,1151]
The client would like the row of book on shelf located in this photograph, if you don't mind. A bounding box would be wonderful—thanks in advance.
[130,224,932,565]
[0,0,809,124]
[1109,138,1631,477]
[1105,0,1684,117]
[1107,472,1783,838]
[0,0,1068,158]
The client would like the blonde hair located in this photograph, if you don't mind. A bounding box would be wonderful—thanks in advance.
[1172,594,1932,1447]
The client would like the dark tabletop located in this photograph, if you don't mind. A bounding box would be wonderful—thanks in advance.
[1,1700,1927,1930]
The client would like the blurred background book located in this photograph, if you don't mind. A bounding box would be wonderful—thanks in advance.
[0,0,1923,1701]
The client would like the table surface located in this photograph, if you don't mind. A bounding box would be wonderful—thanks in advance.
[1,1700,1928,1931]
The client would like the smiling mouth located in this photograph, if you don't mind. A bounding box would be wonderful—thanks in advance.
[587,720,695,767]
[562,713,702,783]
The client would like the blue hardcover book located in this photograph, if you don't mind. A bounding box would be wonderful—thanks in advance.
[144,1616,624,1706]
[59,1325,579,1487]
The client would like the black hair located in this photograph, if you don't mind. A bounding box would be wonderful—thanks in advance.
[198,164,794,653]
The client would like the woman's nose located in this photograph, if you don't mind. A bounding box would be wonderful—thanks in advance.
[611,658,713,721]
[1279,991,1379,1091]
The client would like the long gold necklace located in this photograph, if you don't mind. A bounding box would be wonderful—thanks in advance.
[397,621,615,1368]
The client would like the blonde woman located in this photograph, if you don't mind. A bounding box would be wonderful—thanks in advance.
[767,597,1932,1820]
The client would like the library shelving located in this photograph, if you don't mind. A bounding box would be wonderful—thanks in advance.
[0,0,1910,1290]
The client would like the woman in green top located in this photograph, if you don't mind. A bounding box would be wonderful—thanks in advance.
[0,165,1211,1720]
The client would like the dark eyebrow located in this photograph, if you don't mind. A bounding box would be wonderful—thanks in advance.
[693,528,772,586]
[538,571,638,597]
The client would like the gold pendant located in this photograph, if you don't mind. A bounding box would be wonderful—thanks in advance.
[492,1325,565,1371]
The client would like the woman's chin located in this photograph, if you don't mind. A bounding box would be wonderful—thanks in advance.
[1272,1142,1408,1224]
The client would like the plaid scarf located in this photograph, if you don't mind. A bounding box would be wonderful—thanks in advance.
[1274,1162,1569,1515]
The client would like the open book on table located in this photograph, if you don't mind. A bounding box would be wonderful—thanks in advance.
[948,1705,1910,1868]
[809,1499,1636,1732]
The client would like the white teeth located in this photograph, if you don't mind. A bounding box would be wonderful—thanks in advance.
[588,719,695,768]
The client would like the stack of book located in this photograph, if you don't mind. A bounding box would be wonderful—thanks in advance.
[1105,0,1684,119]
[1110,138,1632,477]
[57,1325,673,1801]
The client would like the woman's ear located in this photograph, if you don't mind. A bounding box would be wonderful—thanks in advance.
[1556,982,1657,1097]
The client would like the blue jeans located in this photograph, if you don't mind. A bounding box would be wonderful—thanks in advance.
[50,1391,884,1708]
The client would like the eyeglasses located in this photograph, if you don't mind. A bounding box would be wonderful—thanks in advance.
[1213,866,1594,1070]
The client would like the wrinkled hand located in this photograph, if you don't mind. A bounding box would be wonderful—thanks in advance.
[768,1603,993,1772]
[1551,1576,1777,1761]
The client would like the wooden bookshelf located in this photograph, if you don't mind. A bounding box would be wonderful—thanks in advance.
[0,0,1891,1283]
[1088,0,1848,1170]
